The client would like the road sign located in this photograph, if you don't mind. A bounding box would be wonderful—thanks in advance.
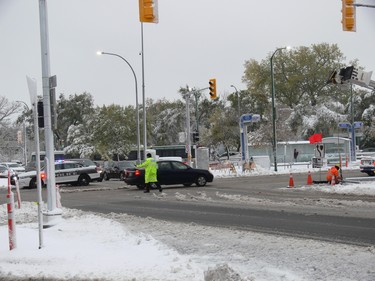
[241,114,260,123]
[353,121,364,128]
[338,122,351,128]
[315,143,325,158]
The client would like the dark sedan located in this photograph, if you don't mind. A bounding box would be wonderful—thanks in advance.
[124,160,214,189]
[103,161,136,181]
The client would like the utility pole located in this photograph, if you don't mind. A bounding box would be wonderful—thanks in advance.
[183,91,192,165]
[183,87,208,166]
[39,0,60,225]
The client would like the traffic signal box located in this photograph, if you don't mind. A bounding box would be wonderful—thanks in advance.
[37,101,44,128]
[139,0,159,23]
[193,131,200,143]
[209,78,217,100]
[342,0,356,32]
[339,66,354,81]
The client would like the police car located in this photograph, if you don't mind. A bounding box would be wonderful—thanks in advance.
[18,160,101,189]
[360,156,375,176]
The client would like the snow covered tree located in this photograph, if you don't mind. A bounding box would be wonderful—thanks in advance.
[56,92,96,150]
[92,104,136,160]
[242,43,354,142]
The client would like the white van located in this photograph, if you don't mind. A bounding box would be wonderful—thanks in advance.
[26,150,65,171]
[157,156,183,162]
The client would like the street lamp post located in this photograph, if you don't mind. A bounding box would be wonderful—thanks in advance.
[97,51,141,164]
[230,85,242,159]
[230,85,241,119]
[270,46,290,172]
[16,101,29,165]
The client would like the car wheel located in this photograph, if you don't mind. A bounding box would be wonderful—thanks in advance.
[136,184,145,190]
[78,174,90,186]
[183,183,192,187]
[103,172,109,181]
[368,171,375,176]
[29,178,44,189]
[120,172,125,181]
[195,175,207,187]
[29,177,37,189]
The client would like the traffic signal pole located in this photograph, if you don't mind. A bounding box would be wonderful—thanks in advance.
[39,0,60,226]
[184,92,192,165]
[353,3,375,8]
[183,87,209,166]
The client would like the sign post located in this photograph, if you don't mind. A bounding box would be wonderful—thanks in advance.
[240,114,260,162]
[338,121,363,162]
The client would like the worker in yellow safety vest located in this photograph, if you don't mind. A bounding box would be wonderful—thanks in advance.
[137,153,162,193]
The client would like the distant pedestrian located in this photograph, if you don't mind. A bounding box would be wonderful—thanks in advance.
[293,148,299,162]
[137,153,162,193]
[326,165,342,184]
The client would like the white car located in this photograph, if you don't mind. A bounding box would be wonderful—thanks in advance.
[0,162,25,173]
[0,165,18,185]
[360,156,375,176]
[18,160,101,189]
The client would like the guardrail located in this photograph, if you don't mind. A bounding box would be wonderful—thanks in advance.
[273,162,312,169]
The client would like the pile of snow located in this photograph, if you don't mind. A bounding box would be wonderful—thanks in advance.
[1,201,375,281]
[1,163,375,280]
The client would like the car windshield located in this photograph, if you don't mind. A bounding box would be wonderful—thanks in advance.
[118,161,135,169]
[7,163,21,168]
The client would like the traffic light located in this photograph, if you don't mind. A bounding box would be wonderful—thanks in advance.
[193,131,199,143]
[342,0,356,32]
[339,66,355,81]
[209,78,217,100]
[139,0,159,23]
[37,101,44,128]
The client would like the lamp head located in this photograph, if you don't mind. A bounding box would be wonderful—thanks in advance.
[96,51,103,55]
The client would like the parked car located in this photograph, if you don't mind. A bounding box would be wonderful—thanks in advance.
[0,165,18,185]
[0,162,25,173]
[68,158,103,182]
[18,160,102,189]
[360,156,375,176]
[124,160,214,189]
[102,161,136,181]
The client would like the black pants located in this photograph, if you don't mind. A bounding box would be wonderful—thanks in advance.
[146,182,162,191]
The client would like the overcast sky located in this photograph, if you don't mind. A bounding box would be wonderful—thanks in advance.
[0,0,374,109]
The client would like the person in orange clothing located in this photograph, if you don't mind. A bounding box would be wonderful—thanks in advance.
[326,165,342,183]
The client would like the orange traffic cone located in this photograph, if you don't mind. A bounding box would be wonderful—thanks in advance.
[307,171,313,185]
[331,175,336,186]
[345,155,348,167]
[288,173,294,188]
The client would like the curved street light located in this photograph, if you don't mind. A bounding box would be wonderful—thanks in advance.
[270,46,291,172]
[230,85,242,159]
[230,85,241,119]
[97,51,141,163]
[16,100,30,165]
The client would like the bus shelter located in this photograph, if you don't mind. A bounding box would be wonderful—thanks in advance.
[248,137,351,167]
